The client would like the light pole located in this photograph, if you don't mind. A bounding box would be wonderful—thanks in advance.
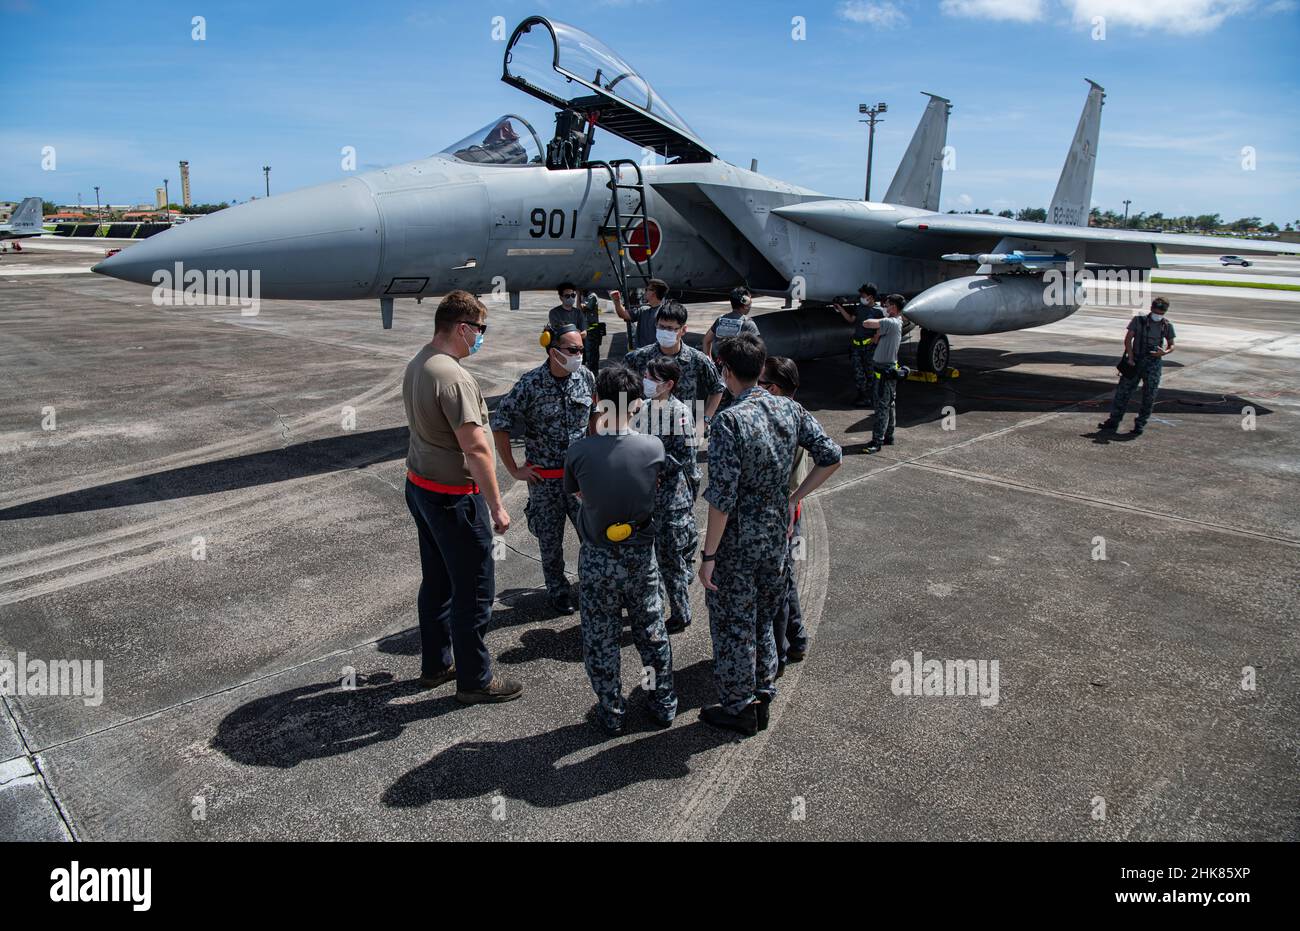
[1122,199,1132,226]
[164,179,170,222]
[263,165,271,197]
[94,186,101,218]
[858,102,887,202]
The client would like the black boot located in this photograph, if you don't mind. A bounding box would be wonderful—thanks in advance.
[700,703,758,737]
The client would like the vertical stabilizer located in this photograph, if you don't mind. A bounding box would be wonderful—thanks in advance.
[883,93,951,211]
[1048,80,1105,226]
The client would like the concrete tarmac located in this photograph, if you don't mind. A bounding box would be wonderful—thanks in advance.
[0,249,1296,841]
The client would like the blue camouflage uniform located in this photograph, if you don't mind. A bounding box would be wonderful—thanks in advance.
[490,361,595,598]
[636,395,701,629]
[704,387,842,714]
[564,431,676,730]
[624,342,723,424]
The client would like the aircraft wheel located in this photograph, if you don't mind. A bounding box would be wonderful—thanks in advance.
[916,330,950,373]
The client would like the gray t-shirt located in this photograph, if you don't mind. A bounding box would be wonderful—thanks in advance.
[710,311,759,345]
[563,431,665,548]
[872,316,903,364]
[1128,314,1175,354]
[631,302,661,350]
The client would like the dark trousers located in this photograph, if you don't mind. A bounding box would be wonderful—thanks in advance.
[405,480,495,690]
[1108,357,1163,427]
[871,367,897,444]
[584,334,602,371]
[773,511,807,663]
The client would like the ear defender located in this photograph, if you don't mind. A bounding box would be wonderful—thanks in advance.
[541,322,580,349]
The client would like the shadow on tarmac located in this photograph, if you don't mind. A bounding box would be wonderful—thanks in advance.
[799,347,1267,435]
[210,659,731,809]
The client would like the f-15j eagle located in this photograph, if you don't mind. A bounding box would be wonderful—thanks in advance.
[94,16,1300,370]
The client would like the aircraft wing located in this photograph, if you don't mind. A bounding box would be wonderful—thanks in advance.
[898,214,1300,256]
[772,200,1300,267]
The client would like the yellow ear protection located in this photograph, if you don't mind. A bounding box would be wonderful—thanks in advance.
[604,515,651,543]
[540,322,580,349]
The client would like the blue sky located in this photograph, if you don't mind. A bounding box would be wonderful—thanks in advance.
[2,0,1297,224]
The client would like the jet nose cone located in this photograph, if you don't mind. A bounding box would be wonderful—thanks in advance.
[92,178,382,300]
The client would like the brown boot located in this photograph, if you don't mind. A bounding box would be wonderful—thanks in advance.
[417,666,456,689]
[456,676,524,705]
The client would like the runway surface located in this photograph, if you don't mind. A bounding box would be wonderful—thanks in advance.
[1,243,1297,841]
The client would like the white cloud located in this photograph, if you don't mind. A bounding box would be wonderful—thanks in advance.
[939,0,1047,22]
[1061,0,1256,35]
[837,1,909,28]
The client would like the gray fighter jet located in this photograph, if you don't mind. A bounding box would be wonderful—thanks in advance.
[1,197,44,241]
[94,16,1300,370]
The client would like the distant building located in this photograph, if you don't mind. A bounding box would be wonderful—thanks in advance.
[179,161,191,206]
[155,187,166,209]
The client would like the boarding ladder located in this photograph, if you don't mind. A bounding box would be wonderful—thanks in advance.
[588,158,655,299]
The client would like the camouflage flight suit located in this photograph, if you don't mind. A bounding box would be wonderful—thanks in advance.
[637,395,701,629]
[490,361,595,598]
[576,542,676,729]
[704,387,842,714]
[624,342,723,425]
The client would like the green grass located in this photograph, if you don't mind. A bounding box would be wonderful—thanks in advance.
[1150,276,1300,292]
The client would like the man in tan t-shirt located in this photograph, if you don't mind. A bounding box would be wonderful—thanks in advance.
[402,290,522,704]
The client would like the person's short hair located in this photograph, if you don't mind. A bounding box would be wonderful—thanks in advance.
[647,357,682,387]
[714,333,767,381]
[884,293,907,312]
[858,283,878,298]
[655,300,688,327]
[762,355,800,395]
[730,286,752,309]
[1151,297,1170,313]
[434,290,487,334]
[646,278,669,301]
[556,281,578,297]
[597,364,642,404]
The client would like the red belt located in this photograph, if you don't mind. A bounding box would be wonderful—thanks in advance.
[527,464,565,480]
[407,470,479,495]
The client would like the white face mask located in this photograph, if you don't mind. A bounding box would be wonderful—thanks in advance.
[642,378,662,399]
[859,296,871,305]
[553,349,581,373]
[562,295,576,307]
[1150,312,1164,322]
[656,328,679,349]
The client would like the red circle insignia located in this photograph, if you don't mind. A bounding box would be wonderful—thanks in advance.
[627,219,661,264]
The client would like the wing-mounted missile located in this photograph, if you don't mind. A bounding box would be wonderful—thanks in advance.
[940,251,1072,271]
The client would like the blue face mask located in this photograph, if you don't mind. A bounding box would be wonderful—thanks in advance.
[463,325,483,355]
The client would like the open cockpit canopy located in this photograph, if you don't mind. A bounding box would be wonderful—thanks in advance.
[502,16,714,163]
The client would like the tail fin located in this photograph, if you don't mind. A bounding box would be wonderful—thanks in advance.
[8,197,43,232]
[883,92,951,212]
[1048,80,1104,226]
